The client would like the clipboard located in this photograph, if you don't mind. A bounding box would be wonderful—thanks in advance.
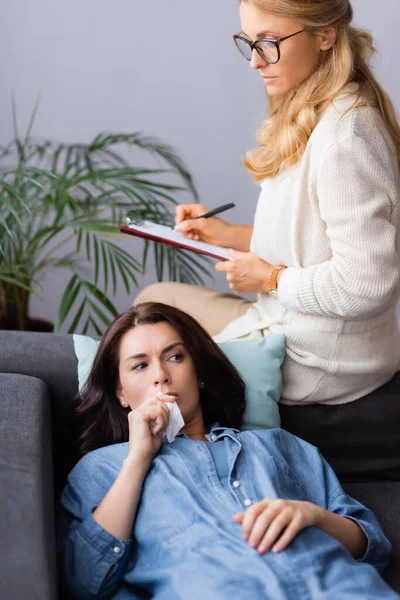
[120,220,232,261]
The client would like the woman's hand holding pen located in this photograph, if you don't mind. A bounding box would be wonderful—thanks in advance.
[216,250,278,295]
[174,204,234,247]
[174,204,253,251]
[175,203,280,293]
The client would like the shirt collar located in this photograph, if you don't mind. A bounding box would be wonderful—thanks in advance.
[206,423,240,442]
[175,422,240,442]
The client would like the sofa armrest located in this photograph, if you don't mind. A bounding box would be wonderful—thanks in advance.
[0,373,57,600]
[0,331,79,498]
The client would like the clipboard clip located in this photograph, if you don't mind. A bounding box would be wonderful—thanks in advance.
[125,216,144,226]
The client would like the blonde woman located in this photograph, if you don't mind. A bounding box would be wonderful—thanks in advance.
[135,1,400,479]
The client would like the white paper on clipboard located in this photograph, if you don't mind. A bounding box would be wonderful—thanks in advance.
[122,220,232,261]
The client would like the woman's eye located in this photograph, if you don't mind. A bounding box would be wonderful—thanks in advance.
[169,352,184,363]
[132,362,147,372]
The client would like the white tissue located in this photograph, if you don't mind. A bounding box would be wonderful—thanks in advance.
[164,401,185,443]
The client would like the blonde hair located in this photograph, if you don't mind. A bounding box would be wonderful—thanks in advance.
[241,0,400,182]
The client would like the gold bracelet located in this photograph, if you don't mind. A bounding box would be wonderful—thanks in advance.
[268,265,286,295]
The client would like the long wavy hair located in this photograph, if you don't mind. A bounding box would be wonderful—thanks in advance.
[241,0,400,181]
[73,302,246,456]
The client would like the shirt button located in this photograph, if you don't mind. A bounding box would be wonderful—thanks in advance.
[211,434,217,442]
[113,546,121,554]
[236,436,241,441]
[233,480,240,488]
[244,499,252,507]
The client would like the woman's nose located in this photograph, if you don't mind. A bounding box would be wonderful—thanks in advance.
[250,48,264,70]
[153,369,170,386]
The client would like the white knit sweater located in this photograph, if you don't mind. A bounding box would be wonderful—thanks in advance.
[215,91,400,405]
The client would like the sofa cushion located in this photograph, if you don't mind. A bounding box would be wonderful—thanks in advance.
[73,333,286,431]
[343,481,400,592]
[280,371,400,482]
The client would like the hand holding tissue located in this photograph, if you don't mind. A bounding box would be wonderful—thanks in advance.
[156,393,185,442]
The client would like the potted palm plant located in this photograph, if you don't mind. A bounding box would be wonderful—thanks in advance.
[0,102,210,334]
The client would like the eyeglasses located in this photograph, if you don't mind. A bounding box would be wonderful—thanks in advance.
[233,29,305,65]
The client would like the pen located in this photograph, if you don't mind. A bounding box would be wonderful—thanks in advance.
[191,202,235,220]
[172,203,236,229]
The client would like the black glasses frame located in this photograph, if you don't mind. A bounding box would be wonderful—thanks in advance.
[233,28,305,64]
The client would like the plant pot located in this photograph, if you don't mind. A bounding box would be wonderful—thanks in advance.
[0,315,54,332]
[26,317,54,333]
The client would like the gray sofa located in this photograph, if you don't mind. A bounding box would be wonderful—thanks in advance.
[0,330,399,600]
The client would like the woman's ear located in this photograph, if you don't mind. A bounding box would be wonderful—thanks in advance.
[116,382,128,407]
[317,27,337,51]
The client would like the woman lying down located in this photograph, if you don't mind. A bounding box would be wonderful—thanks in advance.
[58,302,399,600]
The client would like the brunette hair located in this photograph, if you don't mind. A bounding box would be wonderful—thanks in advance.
[73,302,245,456]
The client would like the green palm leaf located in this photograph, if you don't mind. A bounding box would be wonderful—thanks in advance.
[0,100,211,334]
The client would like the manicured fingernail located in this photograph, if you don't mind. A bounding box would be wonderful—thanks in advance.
[243,533,249,541]
[258,546,266,554]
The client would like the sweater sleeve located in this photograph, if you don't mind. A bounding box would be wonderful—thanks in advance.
[295,134,400,318]
[277,267,304,311]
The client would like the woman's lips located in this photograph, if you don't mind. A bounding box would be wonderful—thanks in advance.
[261,76,278,83]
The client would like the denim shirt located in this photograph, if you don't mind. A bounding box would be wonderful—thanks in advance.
[58,426,398,600]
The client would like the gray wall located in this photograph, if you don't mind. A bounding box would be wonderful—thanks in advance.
[1,0,399,329]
